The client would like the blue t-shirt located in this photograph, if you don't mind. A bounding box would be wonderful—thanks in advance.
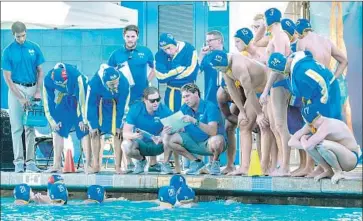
[180,99,225,142]
[200,51,223,105]
[126,101,173,137]
[108,45,154,103]
[2,40,45,83]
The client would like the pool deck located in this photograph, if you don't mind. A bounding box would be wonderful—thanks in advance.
[1,170,362,207]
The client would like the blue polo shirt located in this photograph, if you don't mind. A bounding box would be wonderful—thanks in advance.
[181,99,225,142]
[2,40,45,83]
[126,101,173,137]
[108,45,154,103]
[200,50,225,105]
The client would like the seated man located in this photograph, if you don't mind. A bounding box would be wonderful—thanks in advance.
[86,64,131,174]
[166,83,227,175]
[209,50,276,176]
[289,108,362,184]
[122,86,175,174]
[43,63,91,173]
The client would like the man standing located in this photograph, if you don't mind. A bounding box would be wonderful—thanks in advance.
[2,21,45,173]
[43,63,91,173]
[108,25,155,105]
[85,64,130,174]
[155,33,199,112]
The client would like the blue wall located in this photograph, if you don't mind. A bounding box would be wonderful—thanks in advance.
[1,28,124,108]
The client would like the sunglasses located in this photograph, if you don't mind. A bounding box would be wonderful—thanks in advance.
[148,97,161,103]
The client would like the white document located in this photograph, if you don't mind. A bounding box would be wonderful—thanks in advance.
[160,111,190,133]
[118,61,135,87]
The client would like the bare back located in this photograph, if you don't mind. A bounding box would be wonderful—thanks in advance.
[298,32,332,67]
[230,54,268,93]
[320,118,358,151]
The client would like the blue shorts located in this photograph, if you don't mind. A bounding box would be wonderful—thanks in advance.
[54,95,88,139]
[352,150,362,169]
[136,139,164,156]
[287,105,304,134]
[180,132,227,156]
[164,86,182,112]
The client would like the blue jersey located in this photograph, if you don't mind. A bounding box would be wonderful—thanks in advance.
[43,64,87,127]
[2,40,45,83]
[155,41,199,87]
[108,45,154,103]
[86,71,130,131]
[181,99,225,142]
[125,101,173,137]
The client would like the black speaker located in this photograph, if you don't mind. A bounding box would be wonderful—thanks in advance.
[1,109,15,170]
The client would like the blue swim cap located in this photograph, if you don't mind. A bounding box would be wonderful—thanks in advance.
[87,185,105,203]
[295,19,312,35]
[234,28,254,46]
[264,8,282,26]
[169,175,186,192]
[158,186,177,207]
[209,50,228,67]
[159,33,177,49]
[52,63,68,85]
[281,18,296,37]
[14,184,31,203]
[49,183,68,203]
[47,175,64,191]
[302,105,321,125]
[176,184,195,203]
[268,52,287,73]
[97,64,120,90]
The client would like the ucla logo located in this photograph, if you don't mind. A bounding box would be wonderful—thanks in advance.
[28,49,35,56]
[110,74,118,80]
[271,58,281,67]
[138,52,144,58]
[214,55,223,63]
[159,41,167,46]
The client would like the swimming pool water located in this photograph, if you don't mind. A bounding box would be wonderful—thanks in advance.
[1,197,361,221]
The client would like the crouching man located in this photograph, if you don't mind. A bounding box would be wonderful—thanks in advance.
[122,86,175,174]
[289,108,362,184]
[166,83,227,175]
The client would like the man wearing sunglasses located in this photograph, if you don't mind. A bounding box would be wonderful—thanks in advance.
[43,63,91,173]
[122,87,176,174]
[86,64,131,174]
[155,33,199,113]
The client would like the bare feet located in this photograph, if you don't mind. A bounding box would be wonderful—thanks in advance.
[269,168,291,177]
[221,165,235,175]
[291,165,304,175]
[227,166,248,176]
[306,165,323,178]
[314,168,334,182]
[331,171,344,184]
[291,167,313,177]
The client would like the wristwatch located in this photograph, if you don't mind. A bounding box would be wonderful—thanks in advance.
[194,119,200,126]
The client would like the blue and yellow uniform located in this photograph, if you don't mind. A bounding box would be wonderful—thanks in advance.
[180,99,226,156]
[125,101,173,156]
[155,33,199,112]
[86,65,130,135]
[108,45,154,104]
[268,51,342,121]
[43,63,88,139]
